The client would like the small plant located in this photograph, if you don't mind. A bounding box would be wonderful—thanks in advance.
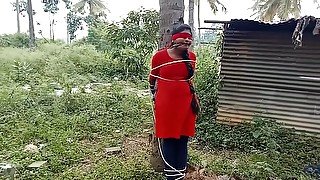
[12,61,33,84]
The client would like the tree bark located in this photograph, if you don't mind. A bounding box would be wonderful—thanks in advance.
[189,0,195,49]
[158,0,185,49]
[188,0,195,33]
[16,0,21,33]
[27,0,35,47]
[197,0,201,41]
[89,0,93,15]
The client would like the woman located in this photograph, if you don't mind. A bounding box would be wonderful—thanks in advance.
[149,24,199,180]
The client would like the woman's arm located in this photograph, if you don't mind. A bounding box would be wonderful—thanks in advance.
[149,53,160,98]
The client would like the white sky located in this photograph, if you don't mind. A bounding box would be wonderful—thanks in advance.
[0,0,319,41]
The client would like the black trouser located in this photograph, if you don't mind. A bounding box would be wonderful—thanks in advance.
[161,136,188,180]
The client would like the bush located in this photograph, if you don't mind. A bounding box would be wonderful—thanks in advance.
[194,45,221,123]
[86,8,159,80]
[0,33,29,48]
[194,43,221,145]
[0,43,125,86]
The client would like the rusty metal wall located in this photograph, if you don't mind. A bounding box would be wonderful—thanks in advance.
[217,30,320,134]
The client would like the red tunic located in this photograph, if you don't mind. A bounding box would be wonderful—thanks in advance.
[149,49,197,139]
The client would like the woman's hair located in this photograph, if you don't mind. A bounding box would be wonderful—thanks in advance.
[171,24,192,35]
[171,24,199,115]
[171,24,193,79]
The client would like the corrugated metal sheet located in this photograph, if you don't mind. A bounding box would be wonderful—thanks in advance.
[217,21,320,134]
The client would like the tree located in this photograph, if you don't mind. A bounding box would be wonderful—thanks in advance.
[63,0,84,42]
[197,0,200,40]
[189,0,195,48]
[16,0,21,33]
[158,0,184,49]
[42,0,60,40]
[73,0,106,16]
[189,0,195,34]
[251,0,319,21]
[27,0,35,47]
[12,0,28,33]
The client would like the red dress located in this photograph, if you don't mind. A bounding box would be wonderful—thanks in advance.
[149,49,197,139]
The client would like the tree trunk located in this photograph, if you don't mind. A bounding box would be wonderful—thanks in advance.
[27,0,35,47]
[89,1,93,15]
[197,0,201,41]
[49,13,52,40]
[16,0,21,33]
[158,0,185,49]
[189,0,195,49]
[52,18,55,41]
[188,0,195,33]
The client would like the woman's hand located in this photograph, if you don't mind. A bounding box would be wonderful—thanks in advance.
[150,85,156,101]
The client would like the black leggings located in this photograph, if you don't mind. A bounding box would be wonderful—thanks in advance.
[161,136,188,180]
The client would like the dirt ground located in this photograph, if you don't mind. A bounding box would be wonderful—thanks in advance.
[122,135,238,180]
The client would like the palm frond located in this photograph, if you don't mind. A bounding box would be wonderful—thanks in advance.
[250,0,302,22]
[91,0,106,10]
[207,0,226,14]
[73,0,87,13]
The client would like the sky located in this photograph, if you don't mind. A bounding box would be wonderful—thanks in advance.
[0,0,319,41]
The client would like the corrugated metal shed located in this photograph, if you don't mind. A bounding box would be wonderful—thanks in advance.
[211,18,320,134]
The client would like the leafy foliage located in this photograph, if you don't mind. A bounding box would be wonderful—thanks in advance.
[11,0,29,17]
[193,116,320,179]
[73,0,107,15]
[195,35,222,125]
[0,33,29,48]
[251,0,319,21]
[87,8,159,79]
[42,0,59,14]
[66,12,83,41]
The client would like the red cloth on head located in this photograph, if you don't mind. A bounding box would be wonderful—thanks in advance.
[172,32,193,40]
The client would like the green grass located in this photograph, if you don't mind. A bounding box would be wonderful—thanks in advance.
[0,83,164,179]
[0,44,162,179]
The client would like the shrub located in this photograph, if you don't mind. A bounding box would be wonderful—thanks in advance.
[0,33,29,48]
[86,8,159,80]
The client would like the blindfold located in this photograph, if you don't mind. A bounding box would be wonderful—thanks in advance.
[172,32,193,41]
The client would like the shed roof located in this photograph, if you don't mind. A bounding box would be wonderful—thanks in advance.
[205,16,318,32]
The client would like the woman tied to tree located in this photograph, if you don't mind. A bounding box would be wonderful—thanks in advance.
[149,24,200,180]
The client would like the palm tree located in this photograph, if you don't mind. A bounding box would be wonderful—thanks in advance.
[73,0,106,15]
[27,0,35,47]
[251,0,319,21]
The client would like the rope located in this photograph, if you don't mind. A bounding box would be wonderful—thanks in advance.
[150,58,196,179]
[149,74,194,82]
[150,96,186,179]
[150,59,196,71]
[149,59,196,82]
